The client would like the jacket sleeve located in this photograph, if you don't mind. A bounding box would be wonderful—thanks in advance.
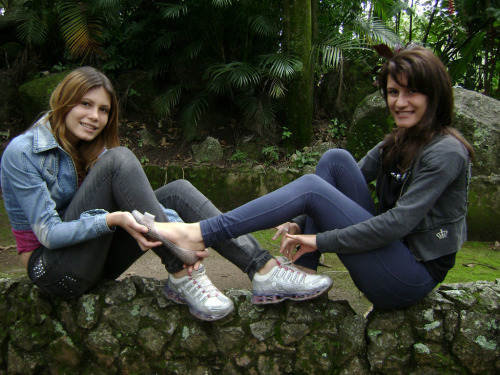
[1,143,113,249]
[316,138,469,254]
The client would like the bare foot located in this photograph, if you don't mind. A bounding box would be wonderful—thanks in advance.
[154,221,206,251]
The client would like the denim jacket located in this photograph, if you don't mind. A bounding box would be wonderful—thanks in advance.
[316,135,471,262]
[1,118,182,250]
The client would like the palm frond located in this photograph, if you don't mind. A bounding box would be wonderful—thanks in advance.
[159,3,188,20]
[257,53,302,80]
[154,31,186,52]
[154,85,183,118]
[265,75,287,99]
[179,94,210,141]
[248,15,279,37]
[317,34,367,68]
[60,2,103,59]
[448,32,485,81]
[15,9,48,46]
[211,0,233,8]
[178,40,204,60]
[208,62,261,89]
[235,92,275,126]
[354,17,399,47]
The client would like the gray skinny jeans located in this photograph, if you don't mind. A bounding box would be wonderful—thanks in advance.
[28,147,272,298]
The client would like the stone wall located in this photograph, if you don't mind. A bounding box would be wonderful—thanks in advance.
[0,277,498,375]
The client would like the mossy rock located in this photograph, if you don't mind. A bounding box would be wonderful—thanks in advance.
[467,175,500,241]
[18,71,69,125]
[345,91,393,161]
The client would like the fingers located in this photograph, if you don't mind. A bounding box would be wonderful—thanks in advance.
[272,224,288,241]
[183,250,209,274]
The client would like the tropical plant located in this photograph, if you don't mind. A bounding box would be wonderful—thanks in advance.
[150,0,302,141]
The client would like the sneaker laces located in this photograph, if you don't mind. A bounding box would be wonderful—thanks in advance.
[273,259,306,284]
[185,272,220,300]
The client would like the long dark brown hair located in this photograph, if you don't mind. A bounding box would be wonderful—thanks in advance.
[46,66,120,180]
[378,45,474,172]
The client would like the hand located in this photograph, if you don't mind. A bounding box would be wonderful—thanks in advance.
[183,249,211,274]
[273,222,301,259]
[280,233,318,262]
[106,211,162,251]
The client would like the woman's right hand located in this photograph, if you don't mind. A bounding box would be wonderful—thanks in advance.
[273,222,301,257]
[106,211,162,251]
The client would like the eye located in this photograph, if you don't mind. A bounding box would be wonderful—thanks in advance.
[387,88,398,96]
[99,107,110,114]
[81,100,90,106]
[408,88,419,94]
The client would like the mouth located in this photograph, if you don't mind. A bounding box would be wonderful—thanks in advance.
[395,111,414,116]
[80,122,98,131]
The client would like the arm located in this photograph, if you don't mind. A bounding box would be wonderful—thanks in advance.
[316,139,469,254]
[2,144,113,249]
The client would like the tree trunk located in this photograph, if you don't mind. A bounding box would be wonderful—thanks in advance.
[283,0,313,150]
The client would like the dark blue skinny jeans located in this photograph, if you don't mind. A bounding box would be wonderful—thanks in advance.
[201,149,437,309]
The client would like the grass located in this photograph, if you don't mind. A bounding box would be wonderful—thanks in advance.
[251,229,500,284]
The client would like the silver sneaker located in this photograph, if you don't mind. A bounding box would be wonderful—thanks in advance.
[252,258,333,304]
[164,265,234,321]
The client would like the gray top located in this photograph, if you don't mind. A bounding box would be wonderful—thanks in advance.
[314,135,470,262]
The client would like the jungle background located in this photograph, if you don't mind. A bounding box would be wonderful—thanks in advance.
[0,0,499,166]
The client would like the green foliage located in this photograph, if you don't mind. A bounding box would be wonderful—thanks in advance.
[291,149,320,168]
[229,149,248,163]
[281,127,292,140]
[261,146,279,162]
[328,118,347,140]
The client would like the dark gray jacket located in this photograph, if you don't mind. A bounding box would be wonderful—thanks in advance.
[315,135,471,262]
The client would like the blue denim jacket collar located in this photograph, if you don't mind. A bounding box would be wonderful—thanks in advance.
[33,117,60,154]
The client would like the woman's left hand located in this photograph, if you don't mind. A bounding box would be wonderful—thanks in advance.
[280,233,318,262]
[107,211,162,251]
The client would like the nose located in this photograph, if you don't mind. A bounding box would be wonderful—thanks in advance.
[395,93,408,107]
[88,106,99,121]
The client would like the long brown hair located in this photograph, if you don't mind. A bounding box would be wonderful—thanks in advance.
[378,45,474,171]
[47,66,120,180]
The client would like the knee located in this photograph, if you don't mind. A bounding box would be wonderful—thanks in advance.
[157,179,197,200]
[168,179,195,193]
[104,147,141,171]
[317,148,356,169]
[297,174,324,186]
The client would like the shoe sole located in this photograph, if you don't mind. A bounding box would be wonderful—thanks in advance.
[163,284,232,321]
[251,283,333,305]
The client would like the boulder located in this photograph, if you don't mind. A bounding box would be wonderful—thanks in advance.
[191,136,224,162]
[348,88,500,240]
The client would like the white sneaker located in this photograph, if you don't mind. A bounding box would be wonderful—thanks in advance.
[164,265,234,321]
[252,258,333,304]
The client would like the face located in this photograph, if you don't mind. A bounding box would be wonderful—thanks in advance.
[64,86,111,146]
[387,75,428,129]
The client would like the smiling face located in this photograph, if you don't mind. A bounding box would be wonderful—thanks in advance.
[64,86,111,147]
[387,75,428,129]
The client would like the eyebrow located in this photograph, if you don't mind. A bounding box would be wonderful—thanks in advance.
[82,96,111,109]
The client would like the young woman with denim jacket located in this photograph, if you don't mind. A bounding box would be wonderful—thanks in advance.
[1,67,333,321]
[141,46,475,310]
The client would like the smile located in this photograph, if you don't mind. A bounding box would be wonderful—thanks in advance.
[80,122,98,130]
[396,111,414,116]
